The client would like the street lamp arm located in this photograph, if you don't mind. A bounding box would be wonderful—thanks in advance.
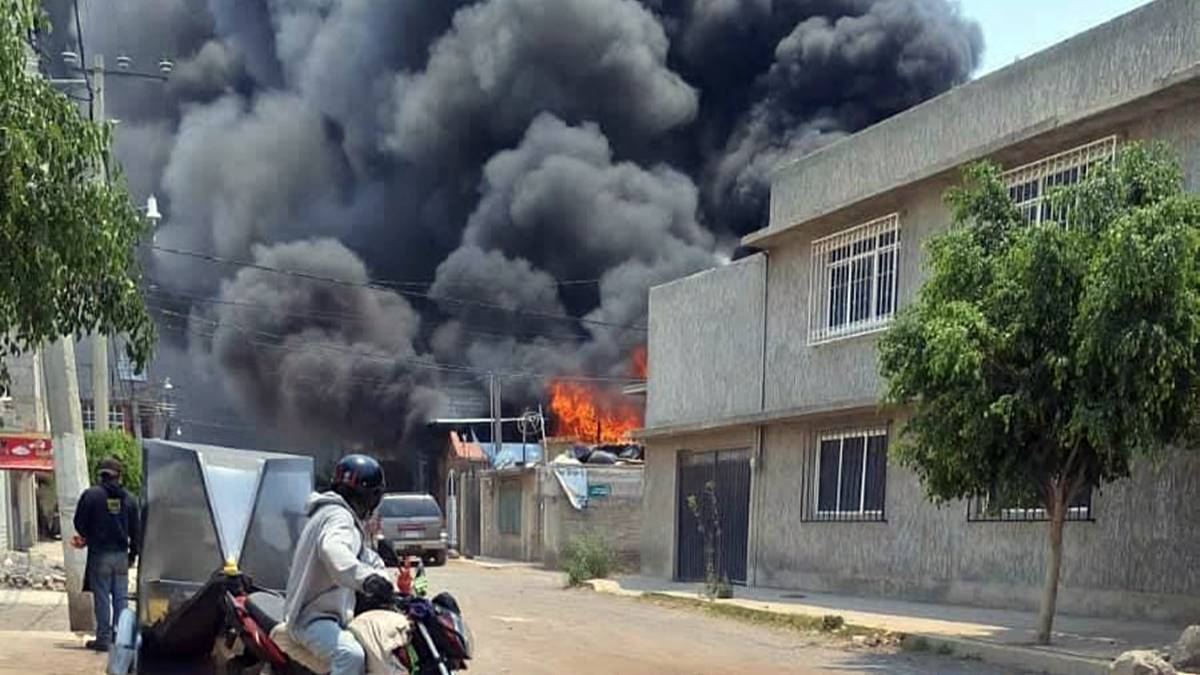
[64,66,167,82]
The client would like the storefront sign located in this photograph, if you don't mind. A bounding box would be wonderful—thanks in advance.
[0,433,53,471]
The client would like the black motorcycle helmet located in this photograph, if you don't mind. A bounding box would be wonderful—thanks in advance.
[330,454,386,520]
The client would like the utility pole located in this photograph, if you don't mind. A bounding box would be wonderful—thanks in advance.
[42,339,94,632]
[89,56,109,432]
[489,374,502,455]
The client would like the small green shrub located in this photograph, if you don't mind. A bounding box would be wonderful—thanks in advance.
[562,533,615,586]
[902,636,932,653]
[85,430,142,495]
[820,614,845,632]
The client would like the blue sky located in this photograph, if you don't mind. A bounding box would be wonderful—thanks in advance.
[960,0,1156,75]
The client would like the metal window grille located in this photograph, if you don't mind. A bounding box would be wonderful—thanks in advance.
[808,214,900,344]
[800,429,888,522]
[81,400,95,431]
[967,485,1094,522]
[108,407,126,431]
[1003,136,1117,225]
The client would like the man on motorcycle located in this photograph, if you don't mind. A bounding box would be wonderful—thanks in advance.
[284,454,396,675]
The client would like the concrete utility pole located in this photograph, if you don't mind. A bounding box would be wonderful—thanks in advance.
[42,339,94,632]
[90,56,109,432]
[489,374,503,453]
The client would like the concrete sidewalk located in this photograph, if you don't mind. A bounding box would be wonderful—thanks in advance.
[589,576,1190,675]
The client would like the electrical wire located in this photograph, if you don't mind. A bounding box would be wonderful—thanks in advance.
[71,0,94,119]
[148,305,644,384]
[143,285,594,345]
[143,244,647,332]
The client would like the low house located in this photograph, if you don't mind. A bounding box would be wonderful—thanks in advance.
[479,462,644,568]
[637,0,1200,624]
[0,350,49,551]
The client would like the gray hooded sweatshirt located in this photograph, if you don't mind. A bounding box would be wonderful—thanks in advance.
[284,492,384,632]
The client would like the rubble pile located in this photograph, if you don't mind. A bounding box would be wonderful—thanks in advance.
[1110,626,1200,675]
[1,550,66,591]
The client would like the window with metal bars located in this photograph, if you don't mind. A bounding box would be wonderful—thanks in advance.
[81,400,95,431]
[800,429,888,522]
[967,485,1094,522]
[108,407,126,431]
[808,214,900,344]
[1003,136,1117,225]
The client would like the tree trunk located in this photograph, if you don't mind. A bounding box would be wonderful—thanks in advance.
[1036,483,1067,644]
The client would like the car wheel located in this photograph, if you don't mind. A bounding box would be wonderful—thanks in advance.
[429,550,447,567]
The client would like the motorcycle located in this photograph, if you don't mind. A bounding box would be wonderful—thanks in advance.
[219,557,473,675]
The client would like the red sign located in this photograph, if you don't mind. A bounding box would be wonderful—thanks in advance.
[0,434,53,472]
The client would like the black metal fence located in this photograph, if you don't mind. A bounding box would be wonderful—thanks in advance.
[675,448,751,584]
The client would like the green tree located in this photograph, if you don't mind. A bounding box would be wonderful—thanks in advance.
[879,143,1200,644]
[0,0,155,385]
[84,429,142,495]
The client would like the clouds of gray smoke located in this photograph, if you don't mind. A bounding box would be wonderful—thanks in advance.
[388,0,698,168]
[429,114,717,396]
[201,239,446,446]
[41,0,983,447]
[668,0,984,232]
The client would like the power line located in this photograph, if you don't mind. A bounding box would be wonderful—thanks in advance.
[143,285,594,345]
[143,243,646,332]
[151,314,487,390]
[71,0,95,118]
[148,305,644,385]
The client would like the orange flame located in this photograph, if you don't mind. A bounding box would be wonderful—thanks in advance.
[631,345,647,379]
[548,380,642,443]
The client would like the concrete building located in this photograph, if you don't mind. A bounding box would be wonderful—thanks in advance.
[74,337,169,439]
[0,349,50,551]
[480,464,643,569]
[638,0,1200,624]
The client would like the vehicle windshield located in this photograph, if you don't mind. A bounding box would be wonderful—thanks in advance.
[378,495,442,519]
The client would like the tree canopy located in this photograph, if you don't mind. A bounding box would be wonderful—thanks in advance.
[84,429,142,495]
[881,143,1200,503]
[0,0,154,384]
[879,142,1200,642]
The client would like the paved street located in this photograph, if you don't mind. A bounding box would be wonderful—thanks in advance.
[0,562,1024,674]
[0,589,102,675]
[428,561,1021,674]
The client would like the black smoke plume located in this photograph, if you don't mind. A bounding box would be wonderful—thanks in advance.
[38,0,982,451]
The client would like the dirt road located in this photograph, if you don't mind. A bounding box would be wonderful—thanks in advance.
[0,562,1023,674]
[429,561,1020,674]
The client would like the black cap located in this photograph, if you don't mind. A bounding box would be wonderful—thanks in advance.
[98,458,123,478]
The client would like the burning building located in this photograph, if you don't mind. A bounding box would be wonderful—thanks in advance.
[36,0,983,454]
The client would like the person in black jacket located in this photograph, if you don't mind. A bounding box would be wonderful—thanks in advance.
[73,457,140,652]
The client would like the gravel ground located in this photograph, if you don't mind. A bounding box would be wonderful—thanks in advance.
[1,549,67,591]
[427,561,1027,674]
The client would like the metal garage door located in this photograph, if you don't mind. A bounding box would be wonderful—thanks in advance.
[675,448,751,584]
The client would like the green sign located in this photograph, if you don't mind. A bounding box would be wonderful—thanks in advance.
[588,484,612,499]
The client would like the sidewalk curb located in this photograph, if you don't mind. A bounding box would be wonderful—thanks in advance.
[448,557,530,571]
[0,588,68,606]
[913,634,1109,675]
[584,580,1112,675]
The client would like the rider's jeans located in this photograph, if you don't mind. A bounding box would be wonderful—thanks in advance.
[294,617,366,675]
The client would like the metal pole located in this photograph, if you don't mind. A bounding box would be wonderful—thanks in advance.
[89,55,109,432]
[489,374,502,458]
[43,339,95,631]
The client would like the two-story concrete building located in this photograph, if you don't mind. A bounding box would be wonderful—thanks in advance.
[638,0,1200,624]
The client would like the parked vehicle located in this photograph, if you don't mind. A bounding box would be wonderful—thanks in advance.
[379,493,449,566]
